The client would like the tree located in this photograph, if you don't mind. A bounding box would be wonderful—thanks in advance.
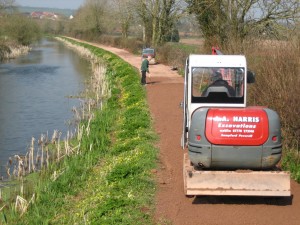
[186,0,300,49]
[156,0,182,44]
[0,0,16,13]
[0,0,41,46]
[135,0,152,45]
[0,0,16,35]
[135,0,184,46]
[6,15,41,45]
[69,0,110,39]
[112,0,134,38]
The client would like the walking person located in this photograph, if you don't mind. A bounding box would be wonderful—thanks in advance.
[141,56,151,85]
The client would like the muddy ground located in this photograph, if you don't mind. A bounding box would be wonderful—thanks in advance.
[75,39,300,225]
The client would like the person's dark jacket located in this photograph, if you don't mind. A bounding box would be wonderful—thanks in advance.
[202,79,235,97]
[141,58,149,72]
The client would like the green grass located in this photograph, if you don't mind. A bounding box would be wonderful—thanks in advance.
[3,38,158,224]
[165,42,199,54]
[282,151,300,182]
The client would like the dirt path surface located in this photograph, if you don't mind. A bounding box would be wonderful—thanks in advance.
[75,39,300,225]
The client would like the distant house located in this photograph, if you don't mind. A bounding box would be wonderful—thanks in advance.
[30,11,59,20]
[31,11,44,19]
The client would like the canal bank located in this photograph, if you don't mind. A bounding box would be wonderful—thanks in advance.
[1,37,158,224]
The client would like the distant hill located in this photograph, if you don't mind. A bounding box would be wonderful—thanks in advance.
[17,6,75,16]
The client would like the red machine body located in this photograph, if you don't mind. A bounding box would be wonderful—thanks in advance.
[205,107,269,146]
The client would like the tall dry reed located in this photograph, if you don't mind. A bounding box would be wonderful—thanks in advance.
[3,45,31,59]
[245,38,300,152]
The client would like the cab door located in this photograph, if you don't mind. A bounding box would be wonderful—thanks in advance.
[181,58,189,149]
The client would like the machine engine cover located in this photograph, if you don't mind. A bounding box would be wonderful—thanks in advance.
[205,107,269,146]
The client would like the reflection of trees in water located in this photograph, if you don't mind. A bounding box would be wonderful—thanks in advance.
[69,53,91,78]
[15,49,43,65]
[56,41,91,78]
[2,65,60,76]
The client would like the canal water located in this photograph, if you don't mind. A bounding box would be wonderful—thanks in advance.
[0,38,90,177]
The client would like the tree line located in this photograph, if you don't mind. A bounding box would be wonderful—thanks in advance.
[66,0,299,49]
[0,0,299,51]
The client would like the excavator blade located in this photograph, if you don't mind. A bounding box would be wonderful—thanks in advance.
[183,153,291,197]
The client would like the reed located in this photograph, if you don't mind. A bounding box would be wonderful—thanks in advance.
[3,45,31,59]
[241,38,300,181]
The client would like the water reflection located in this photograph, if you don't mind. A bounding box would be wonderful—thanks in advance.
[0,38,90,177]
[0,64,59,76]
[15,49,43,65]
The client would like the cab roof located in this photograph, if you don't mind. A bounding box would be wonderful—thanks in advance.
[188,55,246,68]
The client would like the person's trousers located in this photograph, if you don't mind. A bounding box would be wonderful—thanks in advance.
[141,71,147,85]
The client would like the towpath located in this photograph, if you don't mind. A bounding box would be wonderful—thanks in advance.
[73,39,300,225]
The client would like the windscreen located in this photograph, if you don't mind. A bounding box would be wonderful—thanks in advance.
[142,49,155,58]
[191,67,245,104]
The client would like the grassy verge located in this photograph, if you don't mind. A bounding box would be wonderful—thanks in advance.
[4,37,158,224]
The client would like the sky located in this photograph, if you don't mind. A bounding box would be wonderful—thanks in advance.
[15,0,86,10]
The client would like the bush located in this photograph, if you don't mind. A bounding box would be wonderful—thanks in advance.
[156,42,199,73]
[5,15,41,45]
[96,35,144,55]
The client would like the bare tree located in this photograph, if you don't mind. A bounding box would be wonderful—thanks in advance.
[134,0,152,45]
[186,0,300,49]
[0,0,15,13]
[70,0,110,38]
[86,0,107,34]
[112,0,134,38]
[158,0,184,43]
[135,0,184,46]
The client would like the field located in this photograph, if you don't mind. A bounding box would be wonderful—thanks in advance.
[180,38,205,46]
